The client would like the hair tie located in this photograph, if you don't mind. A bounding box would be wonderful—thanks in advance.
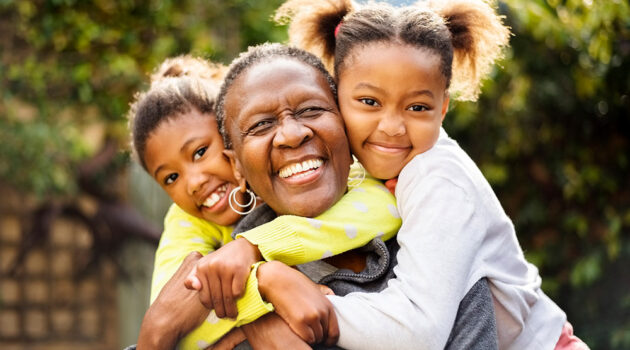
[334,22,342,37]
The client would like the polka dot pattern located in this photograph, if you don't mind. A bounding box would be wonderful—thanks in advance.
[190,237,205,244]
[345,224,358,239]
[206,310,219,324]
[353,201,369,213]
[197,340,210,349]
[307,218,323,229]
[322,250,334,258]
[179,220,192,228]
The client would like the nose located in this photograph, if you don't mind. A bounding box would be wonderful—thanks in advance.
[377,111,406,137]
[272,117,313,148]
[186,167,209,196]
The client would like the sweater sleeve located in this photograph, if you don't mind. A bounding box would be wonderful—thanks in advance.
[236,173,402,266]
[150,204,235,302]
[151,205,273,349]
[329,166,483,350]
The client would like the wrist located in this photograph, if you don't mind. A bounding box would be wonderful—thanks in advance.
[237,237,263,262]
[256,260,282,301]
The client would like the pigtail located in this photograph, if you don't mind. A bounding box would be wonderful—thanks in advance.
[429,0,510,101]
[274,0,354,73]
[150,55,227,86]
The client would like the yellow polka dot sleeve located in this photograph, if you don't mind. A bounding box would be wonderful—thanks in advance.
[151,205,273,349]
[150,204,234,302]
[236,164,402,266]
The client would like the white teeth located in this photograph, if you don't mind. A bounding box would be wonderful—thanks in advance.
[202,185,228,208]
[279,159,323,179]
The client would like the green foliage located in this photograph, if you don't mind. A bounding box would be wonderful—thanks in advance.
[445,1,630,348]
[0,0,287,198]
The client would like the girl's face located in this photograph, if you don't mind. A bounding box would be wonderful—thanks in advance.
[337,43,450,180]
[144,110,242,226]
[223,58,352,217]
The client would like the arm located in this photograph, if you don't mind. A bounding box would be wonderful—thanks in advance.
[241,313,313,350]
[138,252,208,350]
[151,205,273,349]
[238,172,402,266]
[256,261,339,346]
[150,204,233,302]
[329,173,486,350]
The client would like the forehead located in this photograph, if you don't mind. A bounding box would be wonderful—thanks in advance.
[226,58,333,109]
[342,42,445,85]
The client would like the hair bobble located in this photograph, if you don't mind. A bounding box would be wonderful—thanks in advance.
[334,22,342,37]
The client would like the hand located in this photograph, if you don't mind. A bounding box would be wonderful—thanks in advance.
[257,261,339,346]
[241,313,312,350]
[137,252,209,350]
[317,284,335,296]
[207,327,247,350]
[185,238,262,318]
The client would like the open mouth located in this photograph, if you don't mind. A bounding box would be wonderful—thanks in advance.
[201,184,229,209]
[278,158,323,179]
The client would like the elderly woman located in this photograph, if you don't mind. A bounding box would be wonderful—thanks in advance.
[134,44,497,350]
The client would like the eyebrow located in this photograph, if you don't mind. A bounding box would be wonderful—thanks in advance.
[354,82,386,94]
[354,82,435,99]
[153,164,165,179]
[152,136,203,178]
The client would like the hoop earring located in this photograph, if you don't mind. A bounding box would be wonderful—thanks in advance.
[347,164,366,188]
[229,187,256,215]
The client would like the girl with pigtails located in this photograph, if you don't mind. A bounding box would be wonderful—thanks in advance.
[275,0,588,349]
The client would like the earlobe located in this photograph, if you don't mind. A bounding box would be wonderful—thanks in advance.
[223,149,248,191]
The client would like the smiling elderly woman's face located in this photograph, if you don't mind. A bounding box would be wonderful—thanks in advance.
[223,58,352,217]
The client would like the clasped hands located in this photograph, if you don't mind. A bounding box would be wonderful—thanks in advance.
[185,237,339,348]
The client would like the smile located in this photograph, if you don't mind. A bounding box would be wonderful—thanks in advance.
[278,158,323,179]
[366,142,411,154]
[202,184,228,208]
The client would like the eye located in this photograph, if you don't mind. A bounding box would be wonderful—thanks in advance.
[164,173,178,185]
[358,98,380,107]
[407,104,429,112]
[247,118,275,135]
[296,106,327,118]
[193,146,207,161]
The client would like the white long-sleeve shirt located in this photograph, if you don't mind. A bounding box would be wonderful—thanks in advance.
[329,128,566,350]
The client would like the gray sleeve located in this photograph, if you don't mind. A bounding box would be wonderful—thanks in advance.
[444,278,498,350]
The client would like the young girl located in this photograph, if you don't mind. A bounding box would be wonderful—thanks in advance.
[127,56,401,349]
[275,0,588,349]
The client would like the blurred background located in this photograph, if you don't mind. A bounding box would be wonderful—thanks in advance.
[0,0,628,349]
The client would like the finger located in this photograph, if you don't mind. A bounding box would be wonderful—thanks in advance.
[198,273,214,310]
[232,269,248,299]
[184,266,202,290]
[318,284,334,296]
[325,306,340,346]
[222,274,238,319]
[291,317,316,344]
[208,273,226,318]
[311,313,324,344]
